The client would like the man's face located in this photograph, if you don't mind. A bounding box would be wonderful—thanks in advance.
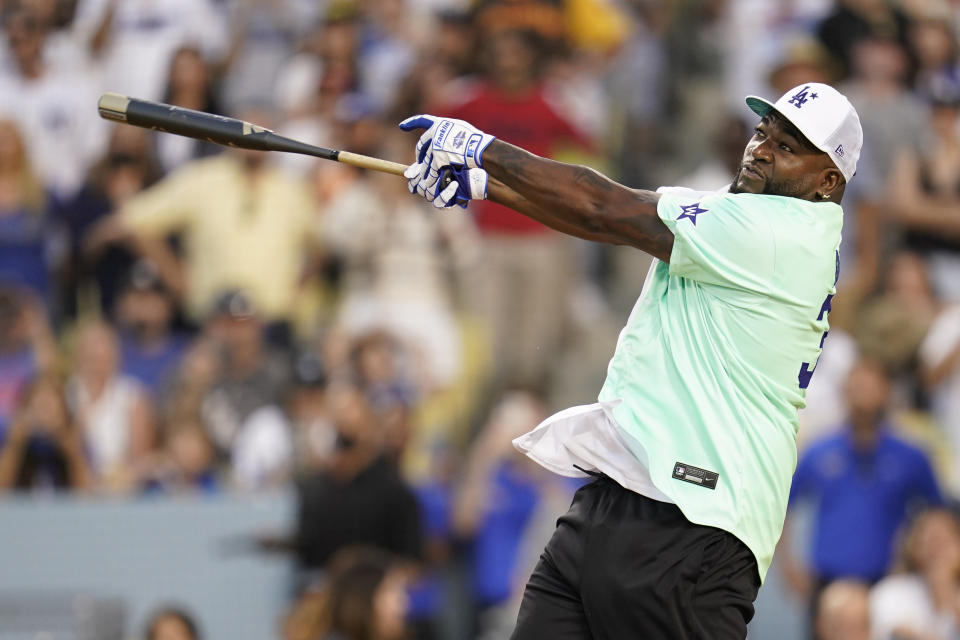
[845,361,889,425]
[6,11,46,71]
[730,114,831,200]
[118,289,172,339]
[327,385,379,459]
[210,315,261,350]
[487,33,536,91]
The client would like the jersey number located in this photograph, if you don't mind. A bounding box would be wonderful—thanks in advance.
[798,252,839,390]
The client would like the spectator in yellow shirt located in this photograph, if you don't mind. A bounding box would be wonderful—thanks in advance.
[88,108,317,332]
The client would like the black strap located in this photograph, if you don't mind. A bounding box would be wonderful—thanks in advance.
[573,464,606,478]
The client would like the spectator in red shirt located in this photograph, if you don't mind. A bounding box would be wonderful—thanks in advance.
[442,30,589,389]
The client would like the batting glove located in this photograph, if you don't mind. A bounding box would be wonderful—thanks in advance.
[403,162,488,208]
[398,114,495,194]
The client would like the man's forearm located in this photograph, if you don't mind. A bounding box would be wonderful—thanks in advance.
[482,141,672,261]
[487,179,612,241]
[892,197,960,238]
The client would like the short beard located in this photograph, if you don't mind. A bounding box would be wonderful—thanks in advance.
[729,169,749,194]
[729,169,810,199]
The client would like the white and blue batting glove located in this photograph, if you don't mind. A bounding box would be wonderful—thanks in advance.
[398,114,495,195]
[403,162,488,209]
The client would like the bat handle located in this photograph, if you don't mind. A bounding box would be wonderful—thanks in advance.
[336,151,407,176]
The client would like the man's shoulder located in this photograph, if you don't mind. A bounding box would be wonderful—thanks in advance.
[296,470,333,496]
[363,457,410,487]
[704,194,842,254]
[709,192,832,213]
[168,154,235,180]
[657,189,782,236]
[439,80,487,115]
[879,430,933,461]
[657,188,825,217]
[799,431,850,460]
[656,185,726,198]
[365,460,419,506]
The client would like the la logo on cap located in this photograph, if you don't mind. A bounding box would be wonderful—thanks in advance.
[788,85,819,109]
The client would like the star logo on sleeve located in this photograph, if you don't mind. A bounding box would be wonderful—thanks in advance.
[677,202,708,226]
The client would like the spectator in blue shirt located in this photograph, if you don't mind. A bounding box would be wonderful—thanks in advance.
[0,120,53,306]
[453,390,578,638]
[141,419,218,496]
[0,288,57,443]
[781,358,943,634]
[115,261,189,397]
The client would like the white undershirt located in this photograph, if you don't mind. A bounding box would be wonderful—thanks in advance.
[513,400,674,504]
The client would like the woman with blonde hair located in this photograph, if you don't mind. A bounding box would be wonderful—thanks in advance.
[283,547,410,640]
[0,374,91,492]
[67,320,154,491]
[870,508,960,639]
[0,119,51,303]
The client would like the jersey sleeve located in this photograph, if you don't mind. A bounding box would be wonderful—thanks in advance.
[657,192,776,297]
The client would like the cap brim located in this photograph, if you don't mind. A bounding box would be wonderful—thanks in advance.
[745,96,776,117]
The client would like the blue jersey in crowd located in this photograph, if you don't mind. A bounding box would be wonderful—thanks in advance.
[0,348,38,444]
[120,333,190,396]
[407,481,453,618]
[789,424,943,582]
[0,210,49,300]
[472,461,541,606]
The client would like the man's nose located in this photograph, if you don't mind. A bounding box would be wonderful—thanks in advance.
[750,139,773,163]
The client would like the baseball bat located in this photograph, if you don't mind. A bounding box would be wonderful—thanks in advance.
[97,92,408,176]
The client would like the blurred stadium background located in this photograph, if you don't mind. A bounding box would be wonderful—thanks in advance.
[0,0,959,638]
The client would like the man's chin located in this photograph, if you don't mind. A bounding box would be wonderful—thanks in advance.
[729,179,762,195]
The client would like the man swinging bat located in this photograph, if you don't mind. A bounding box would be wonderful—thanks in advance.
[399,82,862,639]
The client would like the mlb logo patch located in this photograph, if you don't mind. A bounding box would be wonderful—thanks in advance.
[453,130,466,150]
[672,461,719,490]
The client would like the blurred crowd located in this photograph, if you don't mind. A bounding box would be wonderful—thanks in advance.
[2,0,960,638]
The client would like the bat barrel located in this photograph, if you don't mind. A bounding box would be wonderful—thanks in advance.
[98,92,277,152]
[97,93,401,171]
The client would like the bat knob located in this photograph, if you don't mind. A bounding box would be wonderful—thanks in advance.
[439,168,454,191]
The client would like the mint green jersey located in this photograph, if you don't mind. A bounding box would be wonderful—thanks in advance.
[597,189,842,581]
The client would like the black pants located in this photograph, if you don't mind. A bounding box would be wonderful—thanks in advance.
[510,475,761,640]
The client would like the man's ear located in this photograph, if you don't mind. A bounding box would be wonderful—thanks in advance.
[820,168,844,200]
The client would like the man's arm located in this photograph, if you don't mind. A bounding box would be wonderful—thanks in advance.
[889,150,960,239]
[483,140,673,262]
[486,179,615,241]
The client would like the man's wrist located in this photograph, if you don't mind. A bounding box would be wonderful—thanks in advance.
[475,139,517,178]
[466,131,495,169]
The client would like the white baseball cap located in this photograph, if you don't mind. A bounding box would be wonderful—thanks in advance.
[745,83,863,182]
